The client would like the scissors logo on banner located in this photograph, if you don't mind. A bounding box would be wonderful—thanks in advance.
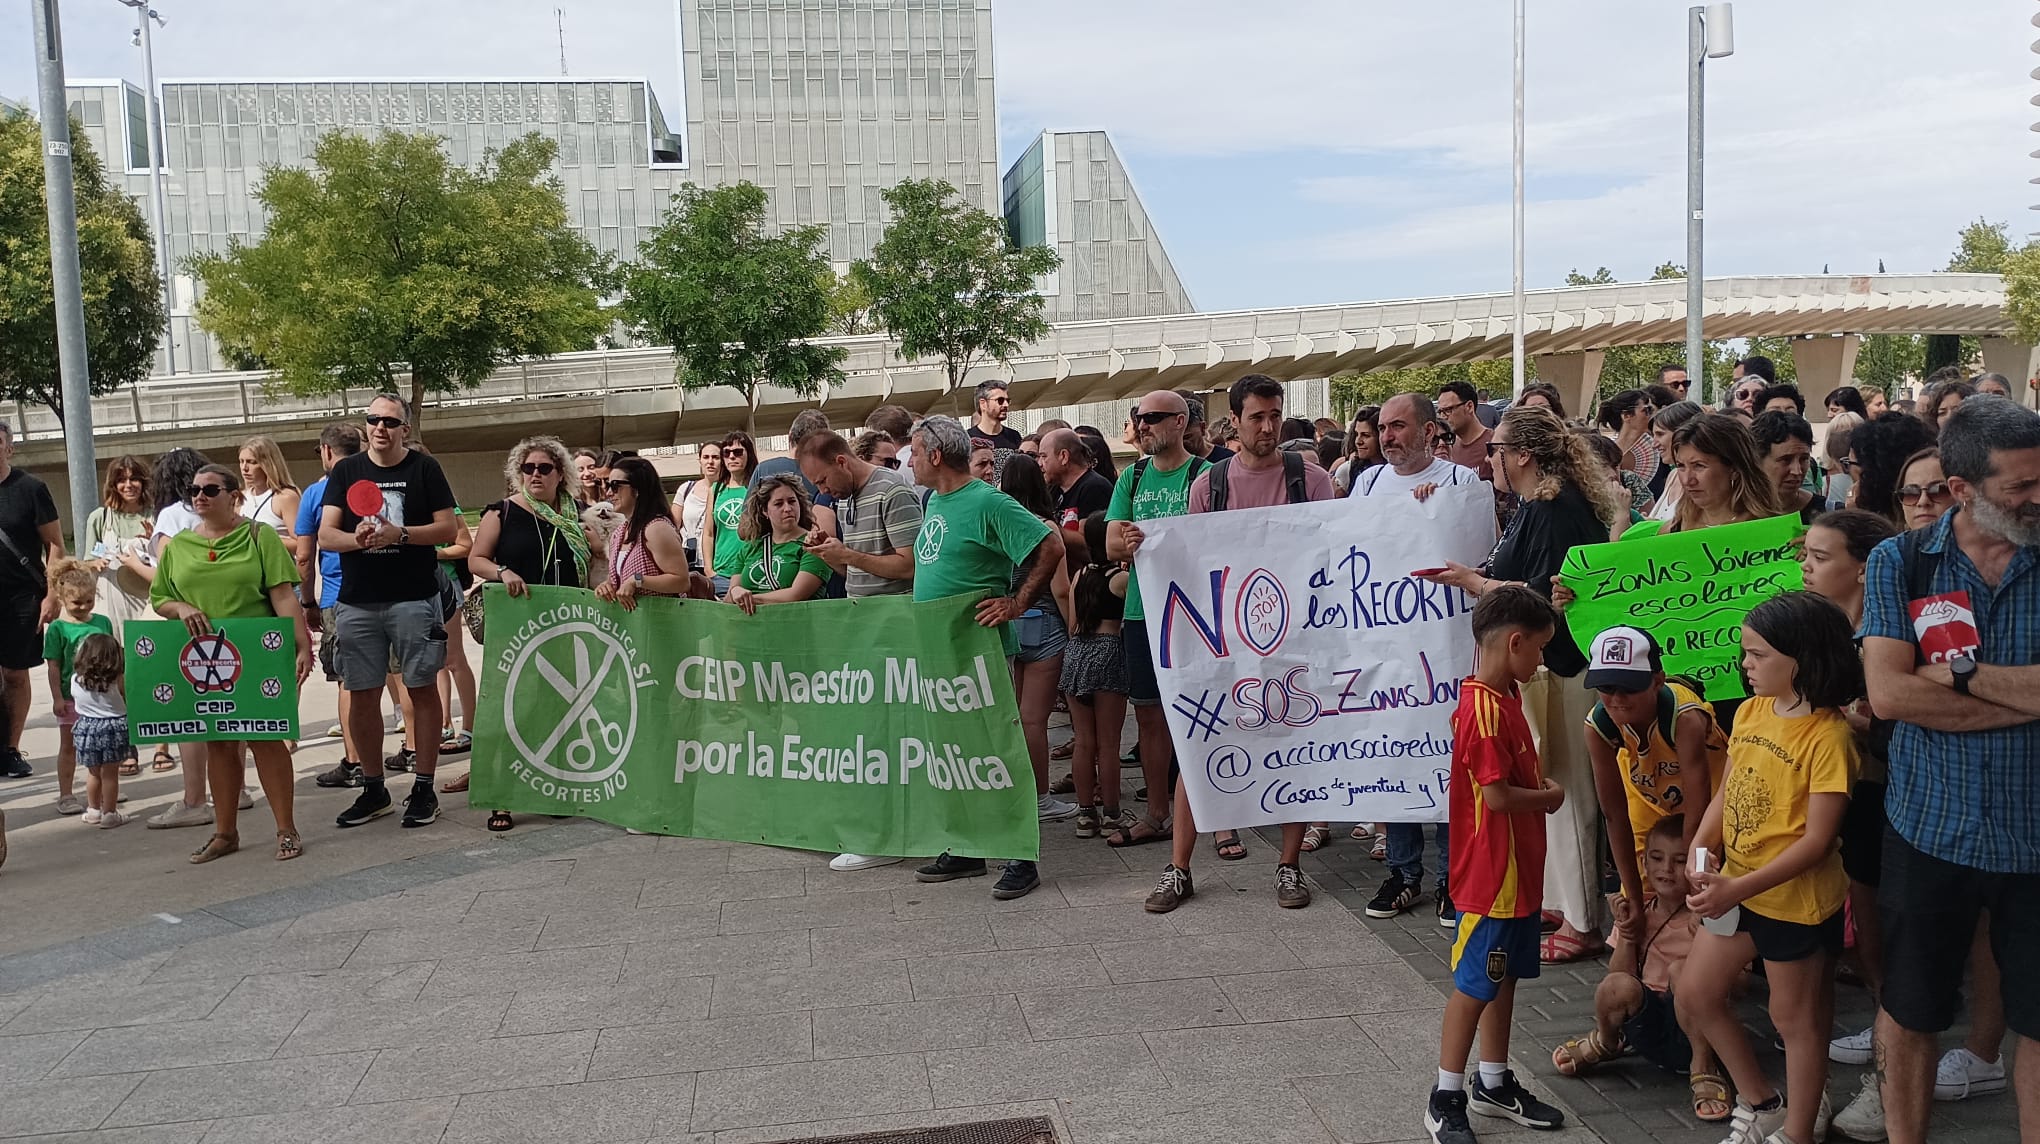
[503,623,639,785]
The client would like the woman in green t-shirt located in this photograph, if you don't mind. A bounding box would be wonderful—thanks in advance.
[699,430,758,594]
[724,474,828,614]
[150,464,314,866]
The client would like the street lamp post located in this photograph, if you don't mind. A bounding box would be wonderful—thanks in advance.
[1511,0,1526,399]
[1686,4,1733,405]
[118,0,175,375]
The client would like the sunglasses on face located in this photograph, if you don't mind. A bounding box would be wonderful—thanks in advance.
[1133,411,1180,426]
[1899,481,1952,504]
[604,478,630,492]
[186,483,230,500]
[879,457,901,469]
[725,448,747,457]
[364,414,406,429]
[1486,441,1513,456]
[519,462,557,476]
[1669,379,1690,389]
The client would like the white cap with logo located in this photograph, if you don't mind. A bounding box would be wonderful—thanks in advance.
[1583,625,1659,693]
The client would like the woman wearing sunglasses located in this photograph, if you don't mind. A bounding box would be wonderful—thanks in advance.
[701,431,758,596]
[596,458,696,612]
[150,464,313,864]
[466,437,588,832]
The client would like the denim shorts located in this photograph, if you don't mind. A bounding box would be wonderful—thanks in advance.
[333,599,446,691]
[1015,610,1068,665]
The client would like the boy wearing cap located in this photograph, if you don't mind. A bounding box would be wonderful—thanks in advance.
[1579,626,1726,933]
[1428,587,1569,1144]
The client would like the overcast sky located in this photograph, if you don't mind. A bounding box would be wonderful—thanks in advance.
[4,0,2030,311]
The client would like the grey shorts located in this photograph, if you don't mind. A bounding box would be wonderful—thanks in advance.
[333,599,446,692]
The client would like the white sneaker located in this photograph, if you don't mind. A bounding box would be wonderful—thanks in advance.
[98,810,128,829]
[830,853,903,871]
[1720,1100,1787,1144]
[1037,794,1079,821]
[1934,1047,2006,1101]
[147,801,214,829]
[1832,1070,1886,1141]
[80,807,102,825]
[1815,1090,1833,1142]
[237,788,255,809]
[1829,1025,1875,1065]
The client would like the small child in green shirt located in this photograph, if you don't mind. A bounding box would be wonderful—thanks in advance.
[42,559,115,815]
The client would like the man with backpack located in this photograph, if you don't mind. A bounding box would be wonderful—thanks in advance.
[1143,375,1334,913]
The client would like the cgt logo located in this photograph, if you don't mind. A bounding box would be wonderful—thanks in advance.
[1909,592,1980,664]
[502,624,639,795]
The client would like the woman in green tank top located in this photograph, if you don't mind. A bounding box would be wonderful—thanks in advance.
[698,430,758,591]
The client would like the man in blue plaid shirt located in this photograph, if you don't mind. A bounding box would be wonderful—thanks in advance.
[1861,396,2040,1144]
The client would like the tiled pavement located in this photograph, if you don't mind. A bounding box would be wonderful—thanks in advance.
[1296,828,2023,1144]
[0,804,2018,1142]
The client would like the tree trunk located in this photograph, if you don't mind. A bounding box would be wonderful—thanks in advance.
[744,382,757,439]
[410,373,429,445]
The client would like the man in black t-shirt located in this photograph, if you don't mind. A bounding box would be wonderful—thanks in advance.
[0,422,61,778]
[968,381,1022,451]
[318,395,459,830]
[1039,428,1113,564]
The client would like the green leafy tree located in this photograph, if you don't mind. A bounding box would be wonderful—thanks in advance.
[852,177,1061,391]
[823,270,876,336]
[1853,334,1924,394]
[0,112,164,422]
[191,130,610,433]
[622,182,843,436]
[1947,219,2011,274]
[1330,360,1529,422]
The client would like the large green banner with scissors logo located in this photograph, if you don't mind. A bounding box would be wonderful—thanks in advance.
[124,619,300,741]
[468,586,1040,859]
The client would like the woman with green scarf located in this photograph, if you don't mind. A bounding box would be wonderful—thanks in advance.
[465,435,589,832]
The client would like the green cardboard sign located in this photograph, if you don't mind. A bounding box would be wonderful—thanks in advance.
[124,619,301,741]
[1557,514,1805,701]
[468,586,1040,859]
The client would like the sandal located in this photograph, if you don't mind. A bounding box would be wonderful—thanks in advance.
[150,747,175,773]
[1050,740,1075,761]
[441,731,472,754]
[275,831,302,861]
[189,833,239,864]
[1540,926,1607,964]
[439,772,470,793]
[1368,831,1388,861]
[1214,832,1248,861]
[119,757,141,777]
[1689,1071,1733,1122]
[1105,813,1171,847]
[1300,825,1331,853]
[1552,1029,1625,1076]
[487,810,514,832]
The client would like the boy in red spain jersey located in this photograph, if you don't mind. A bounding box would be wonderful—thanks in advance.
[1428,586,1570,1144]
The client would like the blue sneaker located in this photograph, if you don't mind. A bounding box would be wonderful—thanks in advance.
[992,860,1040,900]
[1470,1069,1564,1129]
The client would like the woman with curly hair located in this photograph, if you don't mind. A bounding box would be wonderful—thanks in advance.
[722,473,827,613]
[1417,405,1620,963]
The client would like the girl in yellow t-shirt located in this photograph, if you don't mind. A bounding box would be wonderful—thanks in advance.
[1676,591,1862,1144]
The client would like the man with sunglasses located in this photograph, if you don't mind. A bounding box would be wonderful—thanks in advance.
[317,394,459,830]
[968,381,1020,452]
[1656,364,1692,404]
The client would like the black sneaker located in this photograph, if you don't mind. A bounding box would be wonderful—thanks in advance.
[992,860,1040,900]
[1469,1069,1564,1129]
[915,852,988,882]
[1426,1087,1478,1144]
[335,785,393,828]
[314,759,363,788]
[400,786,438,828]
[0,747,32,778]
[1366,872,1421,919]
[383,748,416,774]
[1438,890,1459,930]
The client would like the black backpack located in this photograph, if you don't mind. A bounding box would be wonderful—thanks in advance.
[1207,451,1308,511]
[1126,454,1209,501]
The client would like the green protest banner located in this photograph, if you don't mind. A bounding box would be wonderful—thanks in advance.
[1556,514,1805,702]
[124,619,301,742]
[468,586,1040,859]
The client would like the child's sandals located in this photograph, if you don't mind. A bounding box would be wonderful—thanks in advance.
[1689,1071,1733,1122]
[1551,1029,1624,1075]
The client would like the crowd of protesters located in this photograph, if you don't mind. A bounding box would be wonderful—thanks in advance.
[1,359,2036,1144]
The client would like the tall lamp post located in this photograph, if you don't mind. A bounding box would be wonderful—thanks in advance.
[1686,4,1734,405]
[32,0,102,546]
[1510,0,1526,398]
[117,0,175,375]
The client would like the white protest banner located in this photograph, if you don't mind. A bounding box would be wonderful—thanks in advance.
[1133,481,1494,830]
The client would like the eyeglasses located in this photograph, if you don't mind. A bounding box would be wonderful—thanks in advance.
[186,483,230,500]
[364,414,406,429]
[879,457,901,469]
[519,462,557,476]
[1485,441,1513,457]
[1898,481,1953,504]
[1133,411,1181,426]
[1435,401,1465,416]
[604,478,630,492]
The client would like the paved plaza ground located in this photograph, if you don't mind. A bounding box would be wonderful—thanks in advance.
[0,683,2017,1143]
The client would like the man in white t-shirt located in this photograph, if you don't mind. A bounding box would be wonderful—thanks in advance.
[1350,391,1477,925]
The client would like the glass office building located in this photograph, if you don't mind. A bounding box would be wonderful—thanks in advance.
[59,0,1188,377]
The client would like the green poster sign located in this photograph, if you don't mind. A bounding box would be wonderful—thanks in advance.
[468,586,1040,859]
[1557,514,1805,702]
[124,619,301,741]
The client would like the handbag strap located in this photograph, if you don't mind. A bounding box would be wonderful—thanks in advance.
[0,522,37,576]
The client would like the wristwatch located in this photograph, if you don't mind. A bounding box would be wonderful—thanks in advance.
[1950,652,1977,696]
[633,573,645,590]
[398,526,410,546]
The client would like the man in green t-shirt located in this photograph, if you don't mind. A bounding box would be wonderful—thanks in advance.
[1104,389,1206,846]
[908,415,1065,902]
